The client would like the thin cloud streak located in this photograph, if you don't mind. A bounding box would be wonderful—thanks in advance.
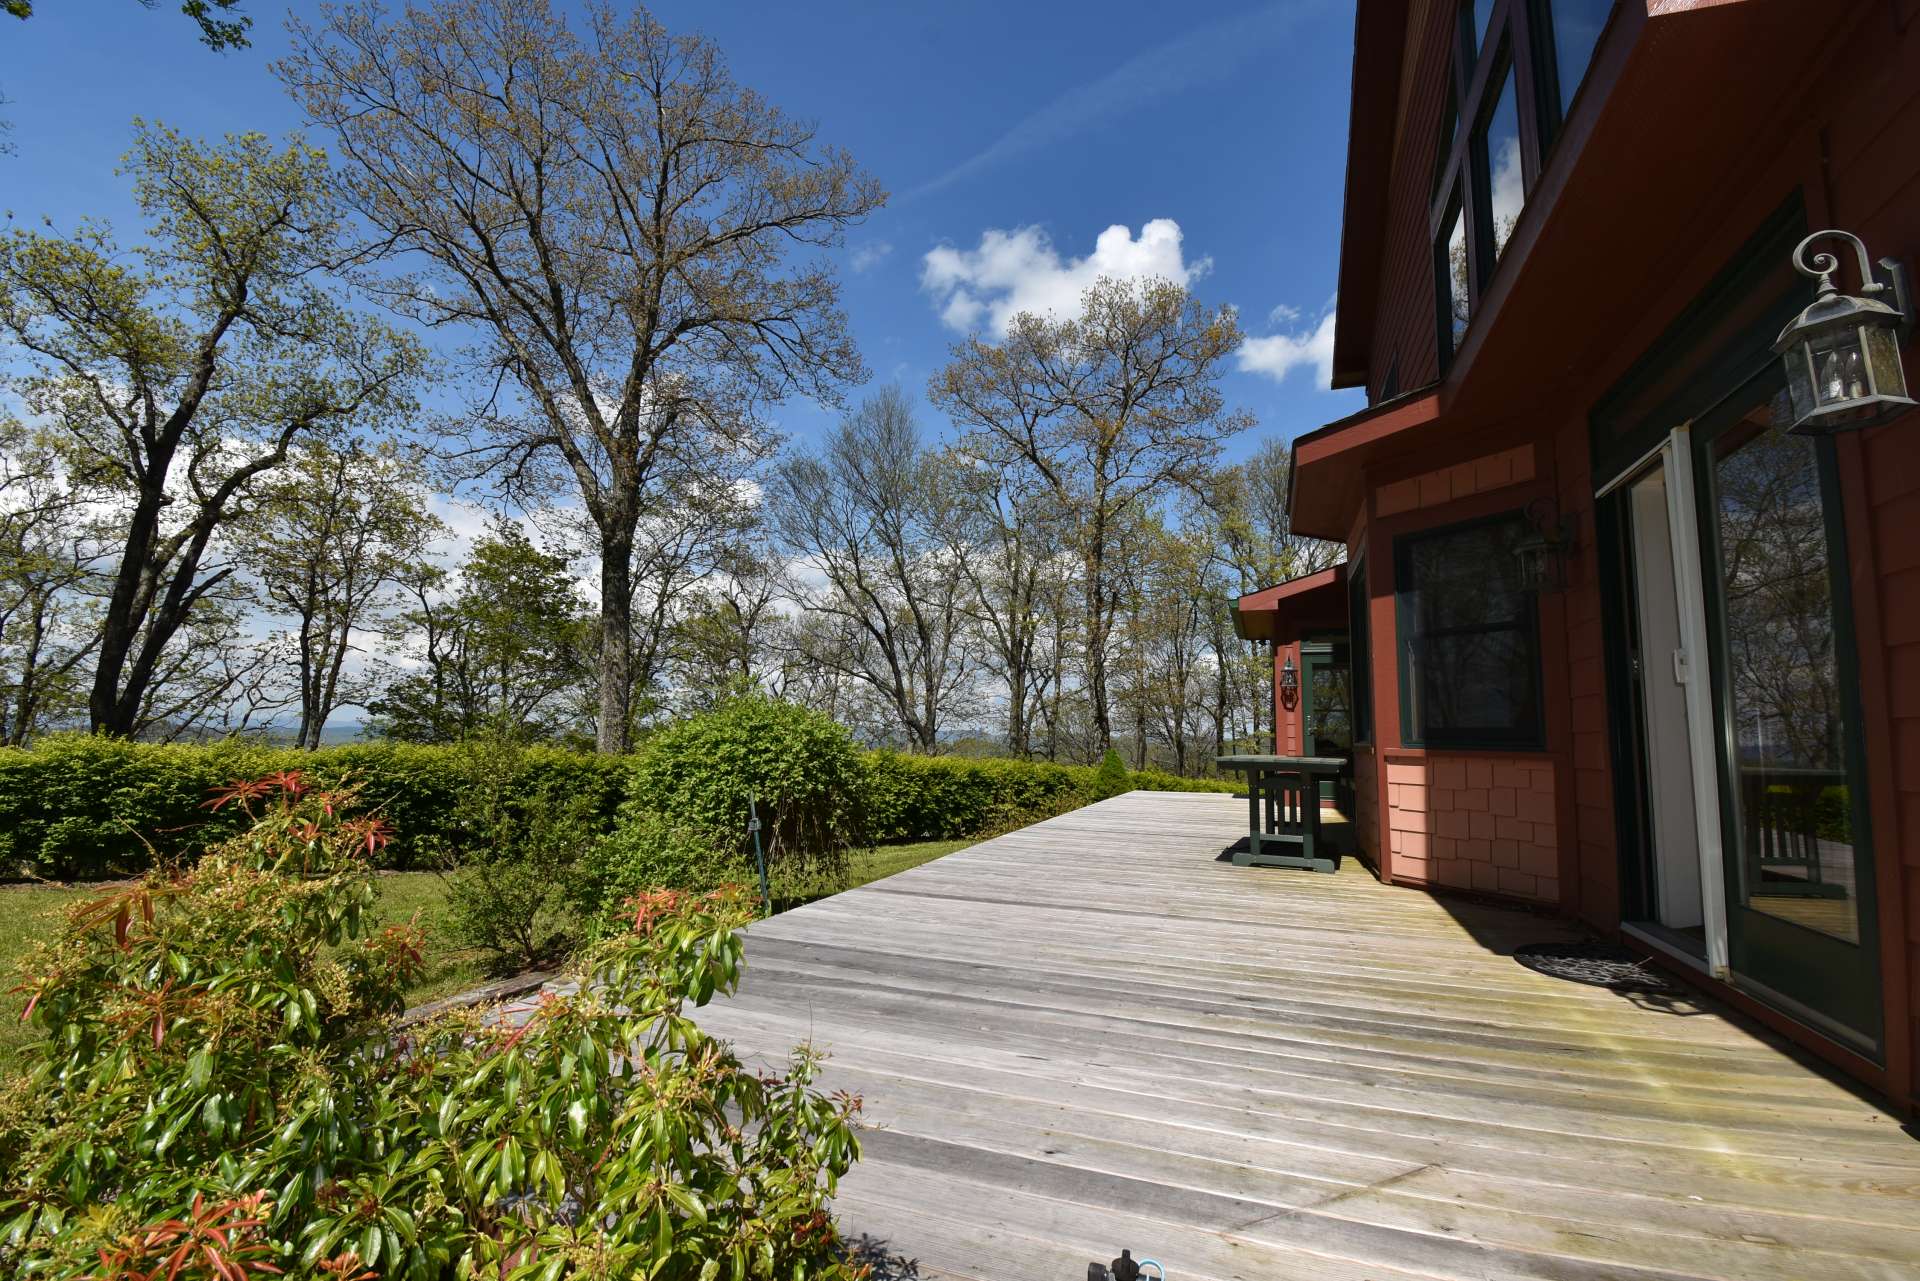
[901,1,1325,201]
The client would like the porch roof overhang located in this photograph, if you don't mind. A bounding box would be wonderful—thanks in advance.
[1286,388,1442,541]
[1231,562,1348,642]
[1327,0,1411,390]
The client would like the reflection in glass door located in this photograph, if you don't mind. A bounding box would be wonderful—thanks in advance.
[1697,370,1881,1050]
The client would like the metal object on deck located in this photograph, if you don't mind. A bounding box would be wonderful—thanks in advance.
[1086,1249,1163,1280]
[748,793,770,915]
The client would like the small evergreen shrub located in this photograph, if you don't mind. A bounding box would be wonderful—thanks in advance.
[1091,748,1132,800]
[0,773,864,1280]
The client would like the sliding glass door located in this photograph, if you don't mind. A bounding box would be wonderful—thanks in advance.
[1694,368,1881,1051]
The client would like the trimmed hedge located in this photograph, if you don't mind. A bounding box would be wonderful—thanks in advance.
[0,736,630,879]
[0,732,1240,880]
[862,750,1239,844]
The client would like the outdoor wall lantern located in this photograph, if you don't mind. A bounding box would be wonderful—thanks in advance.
[1514,497,1575,594]
[1278,653,1298,700]
[1774,229,1915,436]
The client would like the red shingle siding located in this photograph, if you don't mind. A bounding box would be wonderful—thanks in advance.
[1386,752,1559,902]
[1810,1,1920,1109]
[1366,0,1459,402]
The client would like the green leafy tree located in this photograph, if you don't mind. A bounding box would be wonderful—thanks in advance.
[279,0,882,754]
[368,518,592,744]
[3,0,251,49]
[0,123,423,739]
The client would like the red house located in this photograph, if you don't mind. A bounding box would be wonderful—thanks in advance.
[1238,0,1920,1112]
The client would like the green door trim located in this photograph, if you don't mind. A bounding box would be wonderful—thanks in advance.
[1689,370,1884,1056]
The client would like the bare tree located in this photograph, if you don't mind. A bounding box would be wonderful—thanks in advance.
[236,438,448,748]
[281,0,882,752]
[0,421,106,743]
[933,448,1068,756]
[931,276,1250,753]
[669,536,787,708]
[0,125,422,738]
[769,388,974,752]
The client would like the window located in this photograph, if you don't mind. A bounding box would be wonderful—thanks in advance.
[1540,0,1612,123]
[1348,556,1372,743]
[1430,90,1457,201]
[1475,58,1526,269]
[1396,514,1544,748]
[1430,0,1616,365]
[1462,0,1495,66]
[1436,192,1469,364]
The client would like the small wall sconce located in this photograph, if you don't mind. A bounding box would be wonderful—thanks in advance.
[1514,497,1575,594]
[1278,653,1298,700]
[1773,229,1914,436]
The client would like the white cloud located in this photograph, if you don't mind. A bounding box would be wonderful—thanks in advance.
[921,218,1208,335]
[1266,302,1301,326]
[850,240,894,273]
[1236,306,1337,388]
[903,3,1319,201]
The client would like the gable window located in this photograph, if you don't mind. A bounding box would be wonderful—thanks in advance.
[1430,0,1615,366]
[1395,513,1544,749]
[1463,0,1495,65]
[1537,0,1614,128]
[1476,57,1527,269]
[1437,193,1469,364]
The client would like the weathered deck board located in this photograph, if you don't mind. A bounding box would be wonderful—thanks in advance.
[696,791,1920,1281]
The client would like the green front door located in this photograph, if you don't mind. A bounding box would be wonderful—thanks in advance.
[1299,640,1353,802]
[1694,367,1882,1053]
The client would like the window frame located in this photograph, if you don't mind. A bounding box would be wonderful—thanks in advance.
[1348,554,1373,745]
[1427,0,1556,367]
[1529,0,1619,149]
[1394,510,1547,751]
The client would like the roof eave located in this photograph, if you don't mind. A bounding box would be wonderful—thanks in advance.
[1328,0,1413,394]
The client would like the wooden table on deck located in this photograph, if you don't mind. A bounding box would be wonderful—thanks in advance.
[1214,753,1349,872]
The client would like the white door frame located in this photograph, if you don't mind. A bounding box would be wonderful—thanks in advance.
[1597,427,1730,976]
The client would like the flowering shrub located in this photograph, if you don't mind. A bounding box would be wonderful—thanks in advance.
[1,774,865,1280]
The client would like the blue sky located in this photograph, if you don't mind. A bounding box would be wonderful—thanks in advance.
[1,0,1364,463]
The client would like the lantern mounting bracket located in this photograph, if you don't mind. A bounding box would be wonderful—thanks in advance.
[1791,230,1913,343]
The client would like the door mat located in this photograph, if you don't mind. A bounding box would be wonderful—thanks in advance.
[1512,942,1678,994]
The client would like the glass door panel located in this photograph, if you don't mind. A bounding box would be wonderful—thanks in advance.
[1698,370,1881,1049]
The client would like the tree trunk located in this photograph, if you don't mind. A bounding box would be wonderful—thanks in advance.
[90,486,167,736]
[1083,547,1111,753]
[598,528,635,754]
[1006,676,1028,757]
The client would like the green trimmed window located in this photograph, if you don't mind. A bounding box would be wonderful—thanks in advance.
[1395,514,1544,749]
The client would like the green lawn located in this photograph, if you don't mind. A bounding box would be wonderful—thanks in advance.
[0,837,970,1068]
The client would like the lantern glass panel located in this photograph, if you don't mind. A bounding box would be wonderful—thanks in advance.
[1809,329,1870,409]
[1863,323,1908,401]
[1783,341,1818,425]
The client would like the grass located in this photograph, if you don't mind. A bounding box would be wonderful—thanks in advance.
[0,836,972,1068]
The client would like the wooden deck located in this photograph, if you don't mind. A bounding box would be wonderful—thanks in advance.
[696,791,1920,1281]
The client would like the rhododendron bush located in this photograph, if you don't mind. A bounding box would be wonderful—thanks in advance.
[0,774,865,1280]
